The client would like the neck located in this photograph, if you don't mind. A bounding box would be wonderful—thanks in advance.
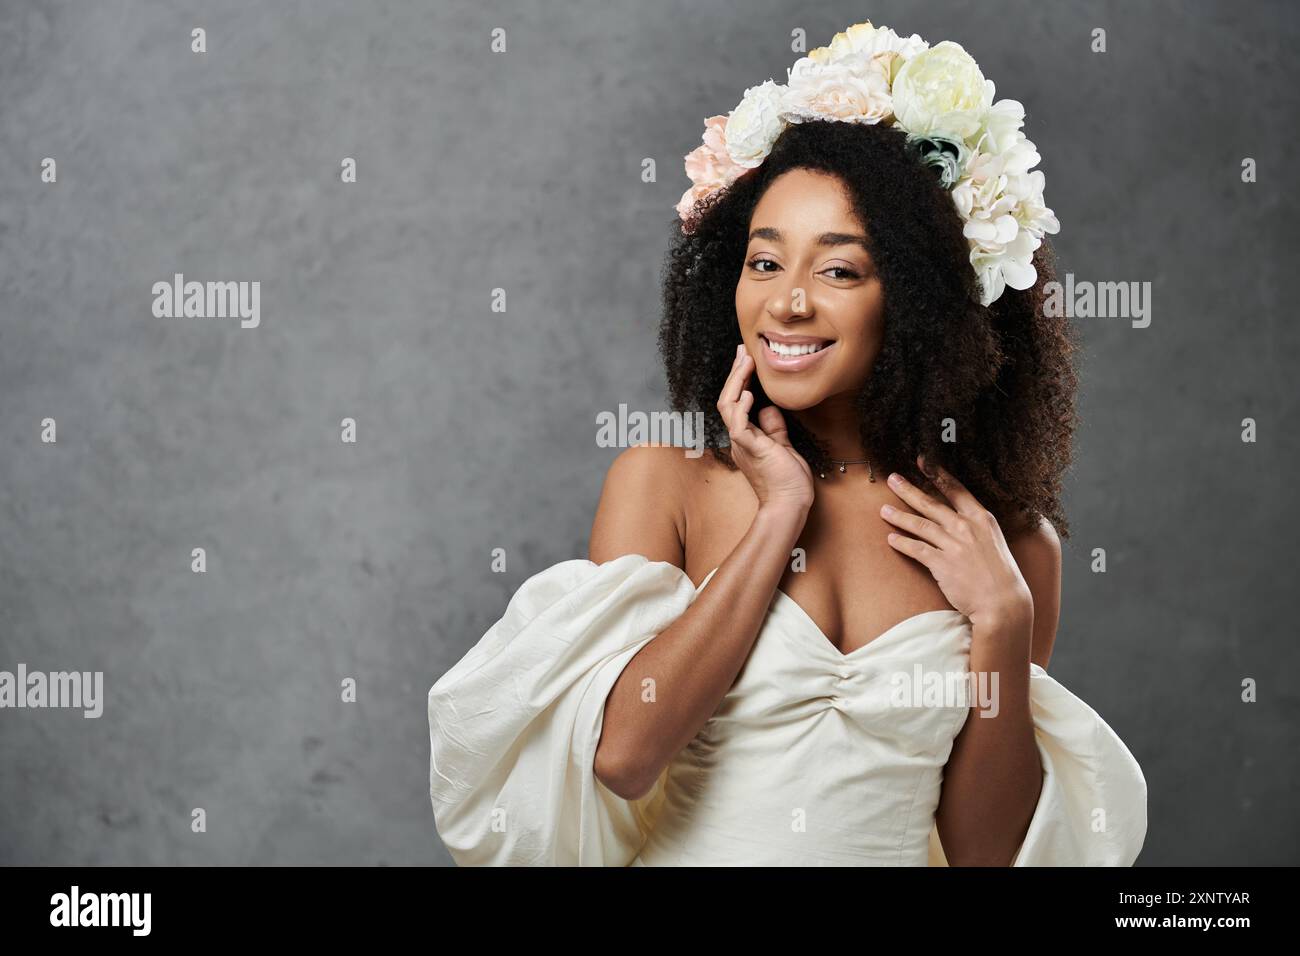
[790,392,873,461]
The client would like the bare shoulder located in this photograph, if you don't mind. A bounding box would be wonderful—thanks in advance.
[587,444,691,566]
[1005,513,1062,569]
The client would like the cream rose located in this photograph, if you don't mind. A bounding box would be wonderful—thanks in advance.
[812,20,929,67]
[781,55,893,125]
[724,80,789,168]
[891,40,991,141]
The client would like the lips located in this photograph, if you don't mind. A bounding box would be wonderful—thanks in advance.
[757,332,837,372]
[760,332,834,355]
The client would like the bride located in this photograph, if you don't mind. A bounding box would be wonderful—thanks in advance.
[428,20,1147,866]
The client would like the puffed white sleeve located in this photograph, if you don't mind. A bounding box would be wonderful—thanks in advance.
[427,553,699,866]
[927,662,1148,866]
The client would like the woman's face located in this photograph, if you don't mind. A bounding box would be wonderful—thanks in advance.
[734,168,885,411]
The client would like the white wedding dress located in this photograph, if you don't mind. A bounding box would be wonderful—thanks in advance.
[427,553,1147,866]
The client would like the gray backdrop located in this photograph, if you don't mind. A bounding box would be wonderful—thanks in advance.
[1,0,1296,866]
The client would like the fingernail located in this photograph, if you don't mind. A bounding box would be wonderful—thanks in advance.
[736,343,744,358]
[888,472,902,485]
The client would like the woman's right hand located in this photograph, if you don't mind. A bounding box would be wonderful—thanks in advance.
[716,343,816,515]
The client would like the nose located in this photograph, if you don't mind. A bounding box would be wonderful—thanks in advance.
[767,279,813,323]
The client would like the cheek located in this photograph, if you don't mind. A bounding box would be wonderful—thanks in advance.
[838,301,886,375]
[734,283,759,323]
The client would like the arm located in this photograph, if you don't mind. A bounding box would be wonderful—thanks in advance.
[588,444,807,800]
[592,343,817,801]
[1013,516,1061,671]
[935,516,1062,865]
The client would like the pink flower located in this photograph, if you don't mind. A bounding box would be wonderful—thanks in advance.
[685,115,747,187]
[675,182,715,224]
[678,115,747,225]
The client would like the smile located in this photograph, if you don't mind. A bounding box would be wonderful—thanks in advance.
[758,333,837,372]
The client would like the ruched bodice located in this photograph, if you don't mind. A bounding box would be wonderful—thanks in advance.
[633,567,975,865]
[428,554,1148,866]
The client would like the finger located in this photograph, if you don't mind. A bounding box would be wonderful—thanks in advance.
[919,455,983,518]
[728,389,768,457]
[716,349,756,436]
[880,503,954,550]
[716,345,749,408]
[717,348,759,426]
[886,531,941,569]
[756,405,792,447]
[886,470,957,530]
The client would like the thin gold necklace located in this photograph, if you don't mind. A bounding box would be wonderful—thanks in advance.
[819,457,876,481]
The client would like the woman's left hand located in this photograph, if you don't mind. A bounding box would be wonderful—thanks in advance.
[880,455,1033,631]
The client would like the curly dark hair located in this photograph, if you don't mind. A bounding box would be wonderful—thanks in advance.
[657,119,1079,538]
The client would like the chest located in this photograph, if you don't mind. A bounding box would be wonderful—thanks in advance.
[683,467,953,656]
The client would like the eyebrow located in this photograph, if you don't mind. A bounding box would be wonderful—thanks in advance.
[748,226,872,252]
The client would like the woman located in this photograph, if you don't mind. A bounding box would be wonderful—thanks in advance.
[428,20,1147,866]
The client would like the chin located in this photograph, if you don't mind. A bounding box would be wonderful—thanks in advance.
[756,381,830,412]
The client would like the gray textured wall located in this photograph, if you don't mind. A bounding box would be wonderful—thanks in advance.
[1,0,1296,866]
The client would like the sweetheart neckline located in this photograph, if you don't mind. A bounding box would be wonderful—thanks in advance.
[697,566,968,662]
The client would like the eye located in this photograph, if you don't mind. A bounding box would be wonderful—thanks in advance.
[745,258,861,280]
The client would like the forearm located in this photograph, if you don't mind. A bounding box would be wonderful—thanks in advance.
[595,505,806,798]
[935,607,1042,866]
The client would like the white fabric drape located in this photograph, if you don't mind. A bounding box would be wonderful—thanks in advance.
[429,555,1147,866]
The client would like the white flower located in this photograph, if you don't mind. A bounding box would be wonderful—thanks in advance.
[1010,169,1060,237]
[891,41,991,141]
[969,229,1041,306]
[810,20,929,74]
[782,55,893,125]
[976,83,1027,155]
[724,80,789,168]
[952,134,1059,305]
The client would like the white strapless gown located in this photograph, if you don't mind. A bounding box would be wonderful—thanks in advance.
[427,554,1147,866]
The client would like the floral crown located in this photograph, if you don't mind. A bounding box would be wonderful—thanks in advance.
[676,21,1059,307]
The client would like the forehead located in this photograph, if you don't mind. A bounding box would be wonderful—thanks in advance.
[749,169,863,235]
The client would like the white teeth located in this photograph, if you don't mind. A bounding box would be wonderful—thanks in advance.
[764,337,828,357]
